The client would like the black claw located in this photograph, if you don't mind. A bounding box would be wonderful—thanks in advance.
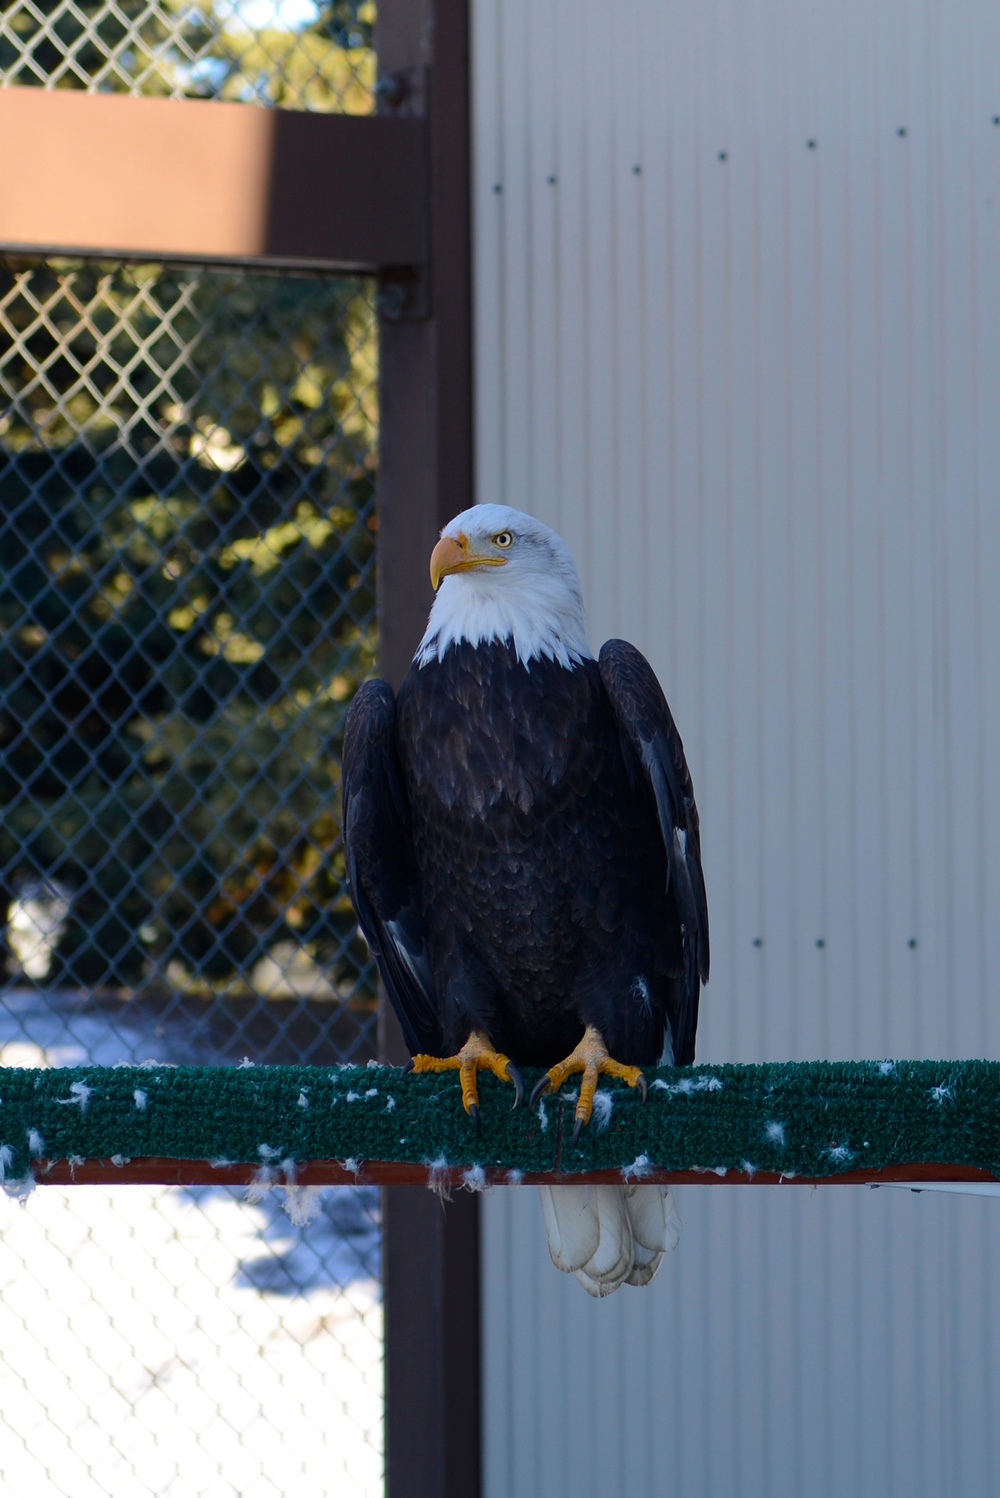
[529,1074,552,1110]
[571,1113,587,1145]
[505,1062,525,1109]
[468,1102,481,1134]
[402,1057,415,1073]
[636,1074,648,1104]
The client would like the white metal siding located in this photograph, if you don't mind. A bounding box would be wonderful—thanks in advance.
[472,3,1000,1494]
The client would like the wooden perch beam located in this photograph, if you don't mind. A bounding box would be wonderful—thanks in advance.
[29,1158,1000,1189]
[3,1059,999,1193]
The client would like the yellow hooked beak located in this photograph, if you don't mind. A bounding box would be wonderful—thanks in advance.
[430,532,508,590]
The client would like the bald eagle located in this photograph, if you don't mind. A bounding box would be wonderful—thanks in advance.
[343,505,709,1295]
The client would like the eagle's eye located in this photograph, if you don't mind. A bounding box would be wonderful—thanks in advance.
[493,531,513,548]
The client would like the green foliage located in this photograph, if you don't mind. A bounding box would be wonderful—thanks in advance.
[0,259,378,999]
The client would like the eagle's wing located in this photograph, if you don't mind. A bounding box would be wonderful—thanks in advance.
[598,639,709,1066]
[341,678,443,1055]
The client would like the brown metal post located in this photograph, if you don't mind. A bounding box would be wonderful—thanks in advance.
[375,3,480,1497]
[376,0,474,682]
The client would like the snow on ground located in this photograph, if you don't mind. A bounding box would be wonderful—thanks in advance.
[0,985,248,1069]
[0,991,384,1498]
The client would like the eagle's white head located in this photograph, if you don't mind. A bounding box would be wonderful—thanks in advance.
[415,504,593,669]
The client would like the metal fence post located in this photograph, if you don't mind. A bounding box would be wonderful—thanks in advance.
[375,2,480,1495]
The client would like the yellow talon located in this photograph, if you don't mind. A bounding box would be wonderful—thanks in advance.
[410,1030,524,1124]
[529,1025,647,1139]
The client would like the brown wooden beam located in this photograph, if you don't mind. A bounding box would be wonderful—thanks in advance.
[0,87,425,269]
[26,1158,1000,1189]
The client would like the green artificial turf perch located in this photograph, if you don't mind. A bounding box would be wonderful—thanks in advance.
[0,1059,999,1190]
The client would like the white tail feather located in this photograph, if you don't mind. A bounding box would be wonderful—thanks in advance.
[538,1183,601,1272]
[587,1185,633,1281]
[538,1183,681,1296]
[572,1264,619,1297]
[624,1182,681,1254]
[624,1240,663,1288]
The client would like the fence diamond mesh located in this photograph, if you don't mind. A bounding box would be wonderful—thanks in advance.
[0,257,383,1496]
[0,0,374,110]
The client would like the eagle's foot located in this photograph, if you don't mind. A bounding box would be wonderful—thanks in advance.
[529,1025,648,1142]
[410,1030,524,1129]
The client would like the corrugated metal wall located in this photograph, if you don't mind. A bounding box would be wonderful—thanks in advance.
[471,3,1000,1494]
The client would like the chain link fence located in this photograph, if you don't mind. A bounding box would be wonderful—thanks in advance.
[0,254,384,1495]
[0,0,373,110]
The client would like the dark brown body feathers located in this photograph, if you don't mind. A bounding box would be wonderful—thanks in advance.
[342,639,707,1069]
